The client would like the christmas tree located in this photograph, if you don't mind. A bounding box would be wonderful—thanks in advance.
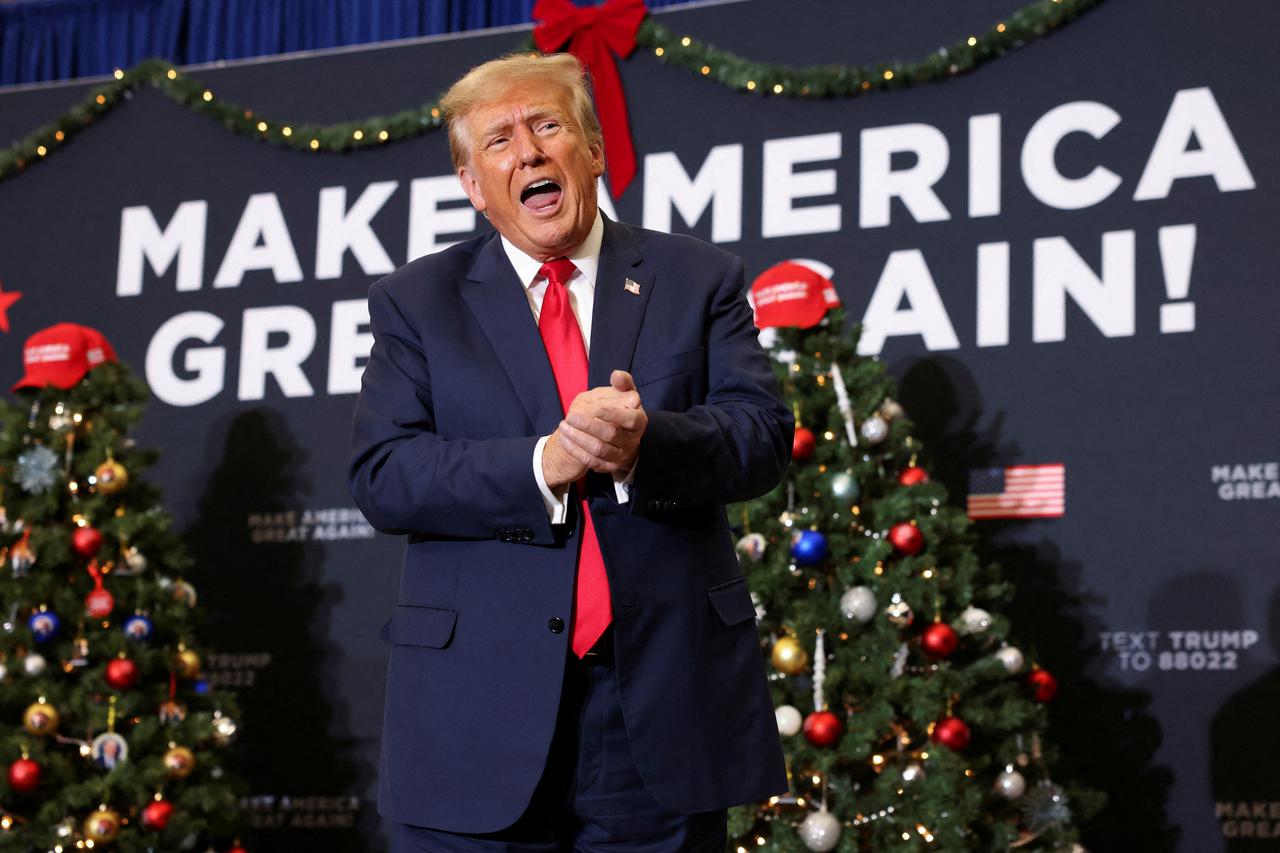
[0,324,247,850]
[729,278,1101,851]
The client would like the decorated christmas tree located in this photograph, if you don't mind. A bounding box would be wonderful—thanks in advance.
[730,265,1101,851]
[0,324,247,851]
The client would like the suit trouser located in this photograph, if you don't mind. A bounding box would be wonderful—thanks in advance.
[389,628,728,852]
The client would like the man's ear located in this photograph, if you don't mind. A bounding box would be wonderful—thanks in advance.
[458,167,487,213]
[589,141,606,179]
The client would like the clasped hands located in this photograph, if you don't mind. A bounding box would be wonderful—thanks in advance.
[542,370,647,490]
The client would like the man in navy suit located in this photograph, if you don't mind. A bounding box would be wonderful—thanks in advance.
[349,52,792,851]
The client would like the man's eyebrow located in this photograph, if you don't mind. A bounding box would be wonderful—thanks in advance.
[477,106,564,140]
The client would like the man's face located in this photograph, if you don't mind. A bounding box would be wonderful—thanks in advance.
[457,79,604,262]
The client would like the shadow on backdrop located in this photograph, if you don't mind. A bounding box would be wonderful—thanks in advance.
[185,408,373,853]
[1210,585,1280,852]
[896,354,1179,853]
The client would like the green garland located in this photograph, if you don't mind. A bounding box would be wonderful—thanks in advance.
[638,0,1102,97]
[0,0,1103,182]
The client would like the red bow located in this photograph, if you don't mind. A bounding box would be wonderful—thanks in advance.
[533,0,647,198]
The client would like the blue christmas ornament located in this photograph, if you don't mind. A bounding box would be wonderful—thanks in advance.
[27,608,60,643]
[790,529,829,566]
[122,613,154,642]
[193,679,211,695]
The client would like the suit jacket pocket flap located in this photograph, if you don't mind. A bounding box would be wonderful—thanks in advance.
[632,347,704,386]
[387,605,458,648]
[707,577,756,626]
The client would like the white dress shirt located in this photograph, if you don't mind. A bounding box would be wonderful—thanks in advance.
[499,211,633,523]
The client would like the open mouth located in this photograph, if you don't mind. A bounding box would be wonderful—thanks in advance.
[520,178,563,212]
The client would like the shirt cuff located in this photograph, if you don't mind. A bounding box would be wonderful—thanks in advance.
[613,459,636,504]
[533,435,570,524]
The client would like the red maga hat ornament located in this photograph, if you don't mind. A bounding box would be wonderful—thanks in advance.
[12,323,117,392]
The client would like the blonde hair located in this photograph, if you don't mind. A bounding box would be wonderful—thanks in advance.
[440,52,603,169]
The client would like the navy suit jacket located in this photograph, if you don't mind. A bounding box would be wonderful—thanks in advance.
[348,215,792,833]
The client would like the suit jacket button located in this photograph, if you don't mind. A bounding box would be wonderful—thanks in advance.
[548,617,565,634]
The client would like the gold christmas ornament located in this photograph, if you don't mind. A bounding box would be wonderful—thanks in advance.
[174,644,201,678]
[94,458,129,495]
[163,744,196,779]
[82,805,121,842]
[771,635,809,675]
[23,699,59,736]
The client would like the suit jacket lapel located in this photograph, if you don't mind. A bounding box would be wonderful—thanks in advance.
[588,218,654,389]
[462,234,564,435]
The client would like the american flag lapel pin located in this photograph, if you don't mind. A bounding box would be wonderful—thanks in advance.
[624,278,641,295]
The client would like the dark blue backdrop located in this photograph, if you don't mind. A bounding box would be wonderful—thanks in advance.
[0,0,1277,850]
[0,0,698,86]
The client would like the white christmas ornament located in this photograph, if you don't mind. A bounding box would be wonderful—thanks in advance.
[751,591,767,623]
[829,363,857,446]
[840,586,876,623]
[901,763,927,783]
[799,808,842,852]
[995,645,1025,674]
[959,606,992,634]
[812,630,827,712]
[995,765,1027,799]
[23,652,46,676]
[775,705,802,737]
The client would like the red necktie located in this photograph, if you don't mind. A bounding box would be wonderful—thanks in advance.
[537,258,613,658]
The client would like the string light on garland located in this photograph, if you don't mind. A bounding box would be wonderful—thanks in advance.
[0,0,1104,181]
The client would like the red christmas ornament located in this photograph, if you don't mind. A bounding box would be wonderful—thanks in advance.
[85,587,115,619]
[7,756,40,793]
[141,799,174,831]
[1026,667,1058,702]
[888,521,924,555]
[920,622,959,658]
[792,427,817,462]
[802,710,844,747]
[105,656,139,690]
[897,465,930,486]
[931,716,971,750]
[228,845,248,853]
[72,525,104,558]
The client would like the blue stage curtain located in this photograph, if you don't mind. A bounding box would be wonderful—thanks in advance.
[0,0,700,86]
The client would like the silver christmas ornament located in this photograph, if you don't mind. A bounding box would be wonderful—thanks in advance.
[799,808,842,852]
[121,546,148,575]
[885,593,914,627]
[829,471,859,501]
[15,445,59,494]
[996,645,1025,674]
[901,763,927,783]
[0,661,6,681]
[775,705,802,737]
[23,652,47,676]
[995,765,1027,799]
[212,711,238,745]
[959,606,992,635]
[751,592,767,623]
[48,402,74,431]
[859,415,889,445]
[840,586,876,623]
[735,532,767,562]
